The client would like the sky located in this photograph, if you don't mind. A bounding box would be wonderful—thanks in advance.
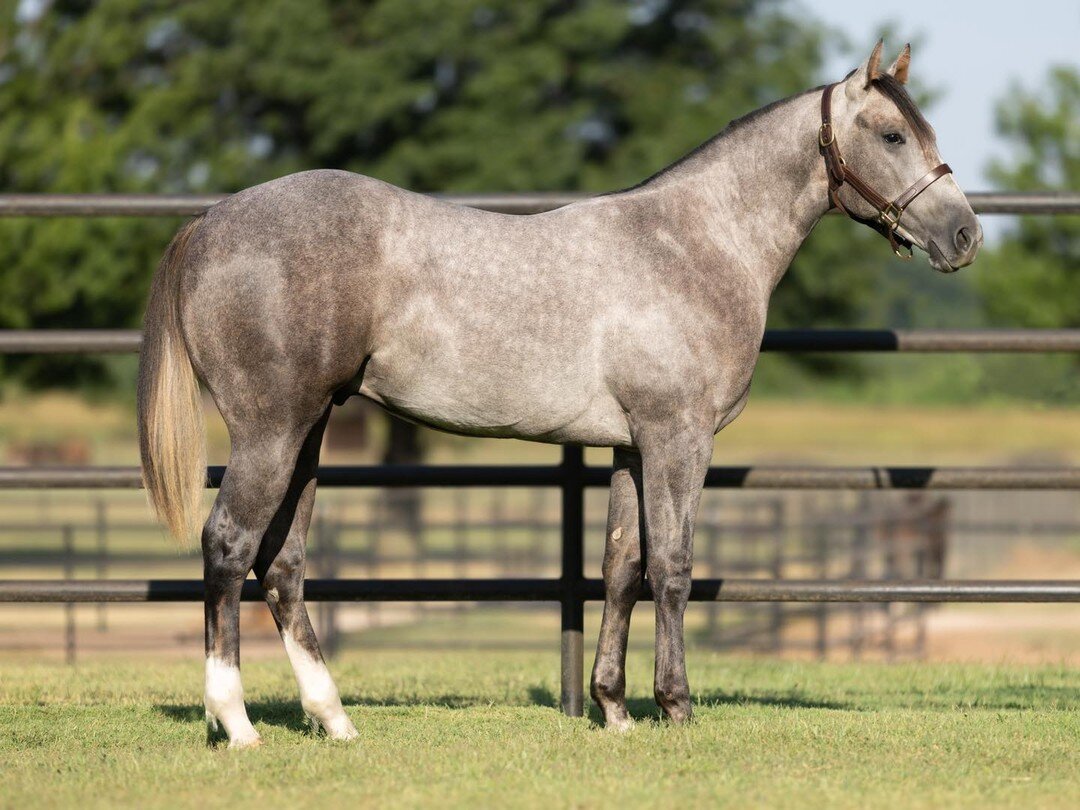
[801,0,1079,240]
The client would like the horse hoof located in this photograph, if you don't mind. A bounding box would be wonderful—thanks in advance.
[325,717,360,742]
[328,726,360,742]
[227,733,263,750]
[306,711,359,741]
[605,716,635,734]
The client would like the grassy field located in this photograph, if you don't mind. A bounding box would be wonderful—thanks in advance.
[1,651,1077,809]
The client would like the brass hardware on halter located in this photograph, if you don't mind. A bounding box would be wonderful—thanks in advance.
[878,204,901,230]
[818,123,834,148]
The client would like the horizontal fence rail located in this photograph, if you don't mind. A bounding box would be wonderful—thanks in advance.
[3,579,1079,603]
[4,328,1080,354]
[2,464,1078,490]
[1,191,1079,217]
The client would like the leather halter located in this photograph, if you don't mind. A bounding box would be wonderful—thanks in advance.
[819,82,952,258]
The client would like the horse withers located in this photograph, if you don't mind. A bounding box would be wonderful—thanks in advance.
[137,42,980,747]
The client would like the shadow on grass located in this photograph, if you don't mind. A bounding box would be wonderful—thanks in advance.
[156,681,1079,738]
[528,685,558,708]
[597,691,848,726]
[156,683,562,732]
[590,684,1080,725]
[157,701,311,734]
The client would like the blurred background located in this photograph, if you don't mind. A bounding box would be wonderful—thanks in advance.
[0,0,1077,665]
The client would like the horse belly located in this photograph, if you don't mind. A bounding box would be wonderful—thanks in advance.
[359,346,630,446]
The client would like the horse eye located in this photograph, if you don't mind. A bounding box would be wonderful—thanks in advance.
[883,132,905,145]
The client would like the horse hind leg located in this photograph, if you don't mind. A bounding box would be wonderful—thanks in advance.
[252,406,357,741]
[201,406,327,748]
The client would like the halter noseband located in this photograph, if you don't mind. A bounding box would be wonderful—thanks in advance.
[819,82,952,259]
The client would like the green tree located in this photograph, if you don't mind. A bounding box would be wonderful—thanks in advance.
[0,0,897,389]
[977,67,1080,333]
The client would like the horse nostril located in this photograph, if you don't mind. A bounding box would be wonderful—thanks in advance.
[955,227,972,253]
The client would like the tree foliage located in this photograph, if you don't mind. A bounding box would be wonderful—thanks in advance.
[976,67,1080,337]
[0,0,902,389]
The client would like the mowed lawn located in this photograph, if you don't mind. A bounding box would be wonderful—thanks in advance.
[1,652,1077,809]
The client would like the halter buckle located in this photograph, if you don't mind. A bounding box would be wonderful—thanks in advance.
[893,243,914,260]
[818,122,834,148]
[878,203,901,230]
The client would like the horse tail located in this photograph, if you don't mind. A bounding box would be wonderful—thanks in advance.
[137,215,206,548]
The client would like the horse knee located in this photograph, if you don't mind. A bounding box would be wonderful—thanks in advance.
[647,550,692,608]
[603,563,643,603]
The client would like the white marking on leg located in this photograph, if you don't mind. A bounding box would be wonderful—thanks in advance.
[282,631,358,741]
[204,655,261,748]
[611,527,623,541]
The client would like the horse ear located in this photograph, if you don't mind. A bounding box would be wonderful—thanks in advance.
[886,44,911,84]
[864,39,884,87]
[847,39,884,98]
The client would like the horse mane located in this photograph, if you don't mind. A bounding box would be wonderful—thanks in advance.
[624,73,934,192]
[621,84,827,191]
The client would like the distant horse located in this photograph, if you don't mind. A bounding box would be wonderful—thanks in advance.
[138,42,980,747]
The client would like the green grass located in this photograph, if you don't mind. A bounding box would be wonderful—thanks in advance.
[1,652,1077,809]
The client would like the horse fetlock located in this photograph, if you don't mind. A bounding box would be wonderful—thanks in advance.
[300,689,344,723]
[655,686,692,723]
[592,668,635,731]
[281,630,356,740]
[590,671,625,705]
[305,704,358,740]
[204,656,260,747]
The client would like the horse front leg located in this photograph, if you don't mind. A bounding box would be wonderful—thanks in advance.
[591,448,645,731]
[639,424,712,723]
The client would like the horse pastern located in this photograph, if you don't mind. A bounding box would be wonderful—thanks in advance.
[661,704,694,724]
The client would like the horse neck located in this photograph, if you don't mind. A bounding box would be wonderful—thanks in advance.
[638,88,830,293]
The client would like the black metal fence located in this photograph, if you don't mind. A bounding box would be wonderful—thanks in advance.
[1,192,1079,717]
[0,491,950,664]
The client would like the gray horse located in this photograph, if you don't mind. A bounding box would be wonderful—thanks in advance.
[137,42,980,747]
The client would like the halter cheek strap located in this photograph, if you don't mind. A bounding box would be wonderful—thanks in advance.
[819,82,952,258]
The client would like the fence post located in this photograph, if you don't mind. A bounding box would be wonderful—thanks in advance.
[768,500,784,653]
[851,493,870,659]
[704,516,719,643]
[560,445,585,717]
[95,499,108,632]
[63,526,76,665]
[814,516,828,659]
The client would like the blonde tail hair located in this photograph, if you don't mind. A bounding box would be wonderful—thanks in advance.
[136,216,206,547]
